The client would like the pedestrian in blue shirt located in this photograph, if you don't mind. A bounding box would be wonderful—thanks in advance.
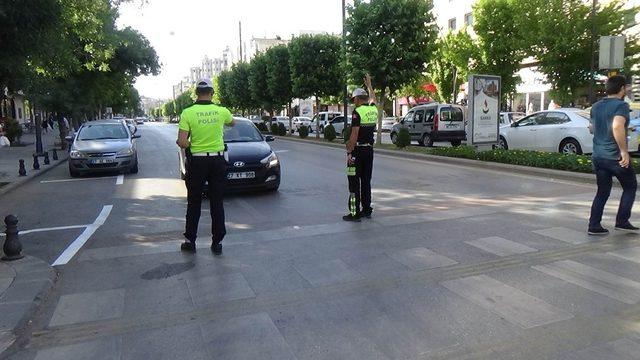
[588,75,637,235]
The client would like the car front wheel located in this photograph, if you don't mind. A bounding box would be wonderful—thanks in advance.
[390,132,398,145]
[494,136,508,150]
[129,156,139,174]
[422,133,434,147]
[560,139,582,155]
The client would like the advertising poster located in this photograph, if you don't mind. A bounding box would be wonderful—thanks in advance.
[468,74,501,145]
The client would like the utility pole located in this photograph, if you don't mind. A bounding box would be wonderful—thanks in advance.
[239,21,243,63]
[588,0,598,105]
[342,0,348,132]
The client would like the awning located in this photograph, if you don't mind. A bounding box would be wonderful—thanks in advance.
[422,83,437,93]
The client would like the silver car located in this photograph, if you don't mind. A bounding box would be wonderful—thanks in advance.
[67,120,140,177]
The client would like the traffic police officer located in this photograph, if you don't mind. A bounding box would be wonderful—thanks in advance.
[176,79,235,255]
[344,74,378,222]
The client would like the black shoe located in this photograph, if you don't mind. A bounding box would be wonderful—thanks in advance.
[180,241,196,252]
[615,223,640,233]
[342,214,361,222]
[362,212,372,219]
[588,227,609,235]
[211,243,222,255]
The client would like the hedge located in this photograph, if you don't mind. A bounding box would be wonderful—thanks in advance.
[299,125,309,139]
[324,124,337,142]
[425,146,640,174]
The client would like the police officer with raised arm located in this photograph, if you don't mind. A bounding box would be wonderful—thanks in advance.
[344,74,378,222]
[176,79,235,255]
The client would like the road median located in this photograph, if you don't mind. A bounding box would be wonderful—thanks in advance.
[274,135,599,185]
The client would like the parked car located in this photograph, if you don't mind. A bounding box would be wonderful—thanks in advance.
[135,117,145,125]
[179,118,280,192]
[379,117,398,132]
[292,116,313,132]
[271,116,293,132]
[496,108,640,155]
[390,103,466,147]
[310,111,343,133]
[67,120,140,177]
[329,115,352,137]
[499,112,526,127]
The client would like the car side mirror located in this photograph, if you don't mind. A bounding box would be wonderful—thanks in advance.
[132,134,141,139]
[65,135,74,142]
[265,135,275,142]
[511,122,518,128]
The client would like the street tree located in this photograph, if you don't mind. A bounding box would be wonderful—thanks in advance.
[346,0,438,145]
[289,34,343,138]
[265,45,294,132]
[228,62,253,115]
[523,0,639,105]
[249,53,276,121]
[217,70,234,109]
[472,0,528,105]
[427,30,481,103]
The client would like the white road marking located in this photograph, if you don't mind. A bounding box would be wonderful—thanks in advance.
[40,177,117,184]
[116,174,124,185]
[52,205,113,266]
[0,224,90,237]
[275,150,290,153]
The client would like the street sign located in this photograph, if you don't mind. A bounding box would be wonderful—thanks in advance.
[599,36,625,70]
[468,74,501,146]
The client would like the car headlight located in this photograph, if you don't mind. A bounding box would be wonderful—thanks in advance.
[117,148,134,156]
[69,150,86,159]
[260,152,279,168]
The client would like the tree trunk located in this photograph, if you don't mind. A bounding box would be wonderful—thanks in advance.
[288,101,293,135]
[376,90,387,146]
[33,101,43,155]
[315,95,320,139]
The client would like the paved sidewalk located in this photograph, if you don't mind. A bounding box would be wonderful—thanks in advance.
[0,256,56,355]
[0,131,68,197]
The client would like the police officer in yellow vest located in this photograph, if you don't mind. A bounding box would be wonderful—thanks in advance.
[176,79,235,254]
[344,74,378,222]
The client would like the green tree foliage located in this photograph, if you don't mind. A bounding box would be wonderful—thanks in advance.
[346,0,438,144]
[228,62,253,113]
[266,45,293,129]
[324,124,337,142]
[299,125,309,139]
[289,34,343,138]
[473,0,527,103]
[427,30,481,103]
[217,70,234,109]
[249,53,276,116]
[395,128,411,149]
[162,101,176,119]
[174,88,195,115]
[523,0,639,104]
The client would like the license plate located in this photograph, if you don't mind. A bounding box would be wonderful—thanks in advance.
[444,124,459,129]
[91,158,114,164]
[227,172,255,180]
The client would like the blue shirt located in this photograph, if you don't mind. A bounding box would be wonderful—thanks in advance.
[591,97,630,160]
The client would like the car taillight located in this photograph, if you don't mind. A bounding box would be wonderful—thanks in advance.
[434,113,439,130]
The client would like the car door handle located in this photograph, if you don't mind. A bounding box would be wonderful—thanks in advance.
[529,129,537,131]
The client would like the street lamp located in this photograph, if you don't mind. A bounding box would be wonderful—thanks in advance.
[342,0,348,132]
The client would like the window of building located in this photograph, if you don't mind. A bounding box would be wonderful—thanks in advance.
[448,18,457,30]
[465,13,473,26]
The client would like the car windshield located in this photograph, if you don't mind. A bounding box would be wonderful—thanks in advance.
[224,122,263,143]
[78,124,129,140]
[576,111,590,121]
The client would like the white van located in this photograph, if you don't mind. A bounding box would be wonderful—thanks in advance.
[390,103,466,147]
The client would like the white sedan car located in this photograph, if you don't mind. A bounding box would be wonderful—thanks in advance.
[497,108,639,155]
[292,116,313,132]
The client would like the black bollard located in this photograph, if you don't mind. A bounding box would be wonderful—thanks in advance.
[2,215,24,261]
[43,151,50,165]
[18,159,27,176]
[52,148,59,161]
[33,154,40,170]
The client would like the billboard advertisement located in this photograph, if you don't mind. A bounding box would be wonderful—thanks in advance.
[468,74,501,145]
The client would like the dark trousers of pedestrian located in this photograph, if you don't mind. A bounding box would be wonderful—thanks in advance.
[350,146,374,216]
[184,155,227,245]
[589,157,637,229]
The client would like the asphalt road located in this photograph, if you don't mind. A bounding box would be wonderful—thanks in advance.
[4,122,640,359]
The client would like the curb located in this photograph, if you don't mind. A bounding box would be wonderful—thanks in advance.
[0,256,58,357]
[274,136,598,185]
[0,155,68,199]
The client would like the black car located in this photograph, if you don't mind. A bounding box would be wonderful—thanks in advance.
[179,118,281,192]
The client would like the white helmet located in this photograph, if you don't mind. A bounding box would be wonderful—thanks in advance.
[351,88,368,99]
